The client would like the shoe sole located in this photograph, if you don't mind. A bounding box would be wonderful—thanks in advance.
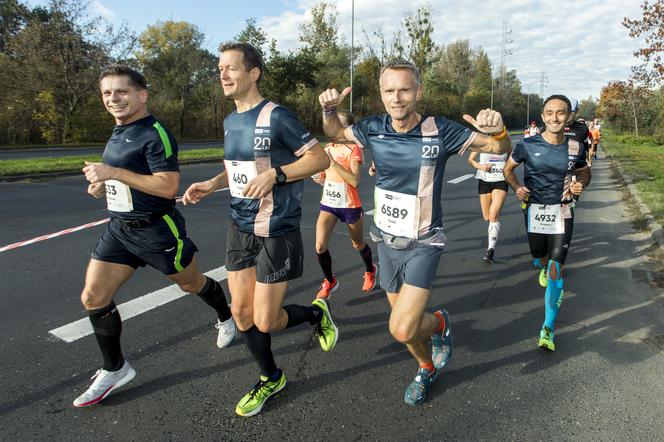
[73,367,136,408]
[362,264,378,292]
[316,280,340,300]
[313,299,339,351]
[236,378,287,417]
[404,370,439,406]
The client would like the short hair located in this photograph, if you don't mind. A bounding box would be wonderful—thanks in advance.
[99,65,147,90]
[218,41,264,82]
[380,59,420,85]
[543,94,572,112]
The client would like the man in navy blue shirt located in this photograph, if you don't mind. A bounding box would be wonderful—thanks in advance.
[503,95,585,352]
[319,60,512,406]
[183,43,335,417]
[73,65,234,408]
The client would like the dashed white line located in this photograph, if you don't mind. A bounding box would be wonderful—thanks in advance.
[447,174,475,184]
[49,266,228,343]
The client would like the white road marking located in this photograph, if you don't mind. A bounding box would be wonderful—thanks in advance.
[49,266,228,343]
[365,209,374,215]
[447,174,475,184]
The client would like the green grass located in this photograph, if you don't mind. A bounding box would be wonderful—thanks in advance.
[0,148,223,177]
[603,135,664,227]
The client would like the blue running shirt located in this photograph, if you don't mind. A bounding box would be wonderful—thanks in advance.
[223,100,318,237]
[350,115,476,238]
[510,134,582,204]
[102,115,178,219]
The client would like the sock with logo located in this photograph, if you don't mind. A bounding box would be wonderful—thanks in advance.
[488,221,500,249]
[88,302,124,371]
[316,250,334,282]
[196,276,232,321]
[283,305,321,328]
[358,244,374,272]
[242,326,277,377]
[543,260,564,330]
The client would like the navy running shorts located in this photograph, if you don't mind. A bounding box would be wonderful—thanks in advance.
[376,242,443,293]
[319,203,364,224]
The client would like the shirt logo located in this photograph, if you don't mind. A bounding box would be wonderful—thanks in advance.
[535,153,542,156]
[301,132,310,139]
[378,135,385,139]
[125,138,133,143]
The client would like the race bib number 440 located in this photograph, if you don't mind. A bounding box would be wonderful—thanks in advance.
[105,179,133,212]
[528,204,564,234]
[224,160,258,199]
[374,187,418,239]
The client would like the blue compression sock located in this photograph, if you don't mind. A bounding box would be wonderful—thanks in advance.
[533,258,545,269]
[543,260,564,330]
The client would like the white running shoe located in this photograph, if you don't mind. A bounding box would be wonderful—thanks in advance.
[215,317,236,349]
[73,361,136,407]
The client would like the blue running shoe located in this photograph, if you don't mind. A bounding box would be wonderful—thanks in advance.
[404,367,438,406]
[432,309,453,370]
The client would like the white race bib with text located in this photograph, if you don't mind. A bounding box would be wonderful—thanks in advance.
[105,179,133,212]
[374,187,418,239]
[321,181,347,208]
[224,160,258,199]
[528,204,564,234]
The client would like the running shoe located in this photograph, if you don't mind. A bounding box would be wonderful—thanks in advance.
[404,367,439,406]
[312,298,338,352]
[432,309,453,369]
[316,277,339,299]
[215,316,236,349]
[538,327,555,351]
[362,264,378,292]
[539,268,548,288]
[73,360,136,407]
[483,248,495,263]
[235,371,287,417]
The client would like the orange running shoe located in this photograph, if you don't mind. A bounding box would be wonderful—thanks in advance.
[362,264,377,292]
[316,277,339,299]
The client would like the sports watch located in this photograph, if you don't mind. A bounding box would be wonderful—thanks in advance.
[274,166,287,185]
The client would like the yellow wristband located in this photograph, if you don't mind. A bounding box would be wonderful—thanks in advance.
[491,126,508,141]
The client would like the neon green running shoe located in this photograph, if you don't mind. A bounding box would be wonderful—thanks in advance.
[312,298,338,352]
[235,371,287,417]
[538,327,555,351]
[539,268,548,287]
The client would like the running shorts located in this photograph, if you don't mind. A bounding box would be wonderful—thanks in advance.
[376,242,443,293]
[478,179,508,194]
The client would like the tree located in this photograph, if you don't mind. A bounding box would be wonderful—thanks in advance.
[235,17,267,55]
[623,1,664,86]
[402,6,436,74]
[299,2,338,53]
[137,21,212,138]
[578,96,597,120]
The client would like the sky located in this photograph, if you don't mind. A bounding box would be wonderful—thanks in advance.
[27,0,647,101]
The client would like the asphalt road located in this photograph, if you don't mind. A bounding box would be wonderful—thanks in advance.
[1,148,663,440]
[0,141,222,160]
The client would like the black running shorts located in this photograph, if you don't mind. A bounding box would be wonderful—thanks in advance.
[478,179,508,194]
[523,208,574,264]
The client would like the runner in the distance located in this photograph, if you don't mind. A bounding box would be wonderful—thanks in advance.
[524,120,540,138]
[183,42,337,417]
[467,143,511,262]
[503,94,585,352]
[74,65,234,408]
[319,59,512,406]
[313,112,377,298]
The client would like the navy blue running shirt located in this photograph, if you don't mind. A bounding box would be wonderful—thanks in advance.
[350,115,476,236]
[223,100,318,237]
[510,134,582,205]
[102,115,178,219]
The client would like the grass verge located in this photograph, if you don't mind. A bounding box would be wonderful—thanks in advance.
[0,148,223,177]
[603,134,664,227]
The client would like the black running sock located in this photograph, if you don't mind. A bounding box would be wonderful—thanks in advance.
[316,250,334,281]
[283,304,321,328]
[242,326,277,377]
[197,277,232,322]
[88,302,123,372]
[359,244,374,272]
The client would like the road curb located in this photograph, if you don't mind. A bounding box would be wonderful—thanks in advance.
[607,152,664,250]
[0,158,221,183]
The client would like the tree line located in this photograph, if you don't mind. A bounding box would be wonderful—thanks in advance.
[1,0,594,146]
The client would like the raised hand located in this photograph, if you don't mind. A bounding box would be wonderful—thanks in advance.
[463,109,504,135]
[319,86,352,112]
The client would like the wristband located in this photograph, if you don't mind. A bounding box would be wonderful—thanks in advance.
[323,107,337,116]
[491,126,508,141]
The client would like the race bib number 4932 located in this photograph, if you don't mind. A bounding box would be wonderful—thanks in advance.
[528,204,564,234]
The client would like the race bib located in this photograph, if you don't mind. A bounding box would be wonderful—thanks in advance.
[528,204,564,234]
[224,160,258,199]
[105,179,133,212]
[321,181,347,208]
[484,160,506,182]
[374,187,418,239]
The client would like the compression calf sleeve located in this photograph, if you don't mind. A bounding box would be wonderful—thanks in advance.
[359,244,374,272]
[543,260,564,330]
[316,250,334,281]
[242,326,278,377]
[88,302,123,371]
[197,277,232,321]
[488,221,500,249]
[283,304,321,328]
